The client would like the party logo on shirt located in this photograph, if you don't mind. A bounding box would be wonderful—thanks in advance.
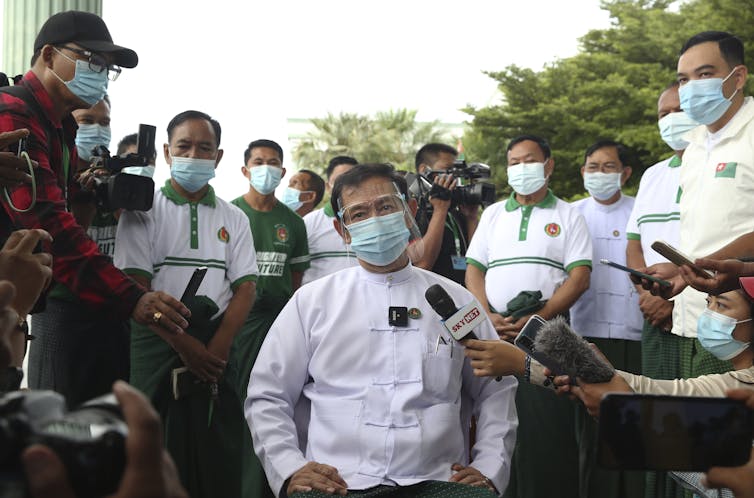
[544,223,561,237]
[714,162,737,178]
[275,224,289,243]
[217,226,230,243]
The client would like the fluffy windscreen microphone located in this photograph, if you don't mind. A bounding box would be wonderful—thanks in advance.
[534,316,615,383]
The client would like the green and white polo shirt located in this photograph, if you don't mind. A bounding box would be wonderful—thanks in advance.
[231,197,309,302]
[301,204,357,285]
[114,181,258,317]
[625,155,681,267]
[465,190,592,313]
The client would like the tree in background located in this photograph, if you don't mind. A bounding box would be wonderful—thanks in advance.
[464,0,754,201]
[293,109,450,173]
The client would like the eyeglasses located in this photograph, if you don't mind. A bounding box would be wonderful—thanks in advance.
[56,46,121,81]
[339,193,405,225]
[584,162,623,173]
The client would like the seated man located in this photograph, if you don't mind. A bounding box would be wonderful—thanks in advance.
[246,163,518,498]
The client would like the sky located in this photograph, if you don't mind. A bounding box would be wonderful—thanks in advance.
[96,0,613,201]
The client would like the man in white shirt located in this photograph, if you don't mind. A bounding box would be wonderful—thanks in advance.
[246,163,517,498]
[570,140,645,498]
[644,31,752,379]
[464,135,591,498]
[301,156,359,285]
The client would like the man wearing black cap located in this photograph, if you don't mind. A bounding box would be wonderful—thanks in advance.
[0,11,190,395]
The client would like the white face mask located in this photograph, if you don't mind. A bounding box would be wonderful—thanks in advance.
[507,162,546,195]
[658,112,699,151]
[583,171,621,201]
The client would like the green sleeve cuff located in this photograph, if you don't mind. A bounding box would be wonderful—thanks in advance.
[626,232,641,240]
[231,274,258,291]
[466,258,487,273]
[123,268,153,281]
[565,259,592,273]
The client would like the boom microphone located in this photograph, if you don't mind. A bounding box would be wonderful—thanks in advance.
[534,316,615,383]
[425,284,485,340]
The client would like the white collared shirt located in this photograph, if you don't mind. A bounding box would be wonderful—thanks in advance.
[302,207,357,285]
[570,194,643,340]
[245,263,518,496]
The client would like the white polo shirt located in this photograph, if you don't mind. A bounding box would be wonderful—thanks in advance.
[465,190,592,313]
[674,97,754,338]
[301,205,357,285]
[570,194,643,340]
[114,181,258,317]
[625,155,682,267]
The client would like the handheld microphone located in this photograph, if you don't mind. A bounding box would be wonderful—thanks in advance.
[425,284,485,341]
[534,316,615,383]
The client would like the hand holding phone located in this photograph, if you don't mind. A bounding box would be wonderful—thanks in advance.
[600,259,672,287]
[513,315,567,377]
[651,240,714,278]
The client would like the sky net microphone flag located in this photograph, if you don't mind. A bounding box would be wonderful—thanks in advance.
[425,284,485,341]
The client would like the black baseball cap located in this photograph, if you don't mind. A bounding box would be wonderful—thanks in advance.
[34,11,138,68]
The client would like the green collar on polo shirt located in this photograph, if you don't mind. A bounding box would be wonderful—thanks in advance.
[324,202,335,217]
[162,179,216,207]
[668,155,682,168]
[505,189,557,212]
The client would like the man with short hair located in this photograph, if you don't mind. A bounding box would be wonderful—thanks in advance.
[0,11,189,358]
[413,143,479,285]
[645,31,752,379]
[282,169,324,217]
[247,163,517,498]
[114,110,257,498]
[570,140,645,498]
[465,135,592,498]
[231,138,309,498]
[302,155,359,285]
[625,81,698,498]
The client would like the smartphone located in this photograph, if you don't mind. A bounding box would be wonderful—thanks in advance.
[598,393,753,471]
[514,315,567,376]
[181,266,207,304]
[651,240,714,278]
[600,259,672,287]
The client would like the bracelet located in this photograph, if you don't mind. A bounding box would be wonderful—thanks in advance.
[524,354,532,383]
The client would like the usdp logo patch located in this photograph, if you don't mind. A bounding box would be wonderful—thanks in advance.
[544,223,561,237]
[217,226,230,243]
[275,224,289,243]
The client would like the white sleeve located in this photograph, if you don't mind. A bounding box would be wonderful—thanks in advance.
[245,294,311,498]
[114,209,154,277]
[626,170,652,238]
[465,204,494,269]
[227,208,258,286]
[563,209,593,271]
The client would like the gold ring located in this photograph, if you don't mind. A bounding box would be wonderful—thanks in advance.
[152,311,162,324]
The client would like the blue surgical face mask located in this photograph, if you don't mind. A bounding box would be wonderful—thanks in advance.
[679,67,740,125]
[249,165,283,195]
[170,156,216,193]
[697,308,751,361]
[658,111,699,151]
[75,123,111,161]
[584,171,622,201]
[52,48,109,106]
[122,165,156,178]
[507,162,546,196]
[345,211,410,266]
[282,187,304,211]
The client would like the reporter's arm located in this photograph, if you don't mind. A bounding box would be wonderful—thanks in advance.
[414,175,454,270]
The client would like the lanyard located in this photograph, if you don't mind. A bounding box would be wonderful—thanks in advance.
[62,141,70,210]
[444,212,465,256]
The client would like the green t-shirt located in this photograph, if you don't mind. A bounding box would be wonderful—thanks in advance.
[231,197,309,302]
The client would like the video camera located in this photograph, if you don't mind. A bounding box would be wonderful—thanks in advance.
[0,390,127,498]
[88,124,157,212]
[407,159,496,210]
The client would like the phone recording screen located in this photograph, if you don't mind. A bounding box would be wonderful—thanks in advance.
[598,394,752,471]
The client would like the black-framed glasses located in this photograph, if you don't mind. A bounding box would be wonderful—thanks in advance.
[56,45,121,81]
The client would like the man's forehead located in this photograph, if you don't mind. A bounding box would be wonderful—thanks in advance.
[341,177,396,204]
[586,146,620,163]
[508,141,544,160]
[678,41,725,71]
[250,147,281,160]
[171,119,215,142]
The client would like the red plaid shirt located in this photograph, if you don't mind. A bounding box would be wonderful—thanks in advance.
[0,71,144,319]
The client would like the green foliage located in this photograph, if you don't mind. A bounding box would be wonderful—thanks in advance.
[464,0,754,200]
[292,109,450,174]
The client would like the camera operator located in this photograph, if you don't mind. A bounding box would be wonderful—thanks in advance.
[413,143,479,285]
[0,12,190,363]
